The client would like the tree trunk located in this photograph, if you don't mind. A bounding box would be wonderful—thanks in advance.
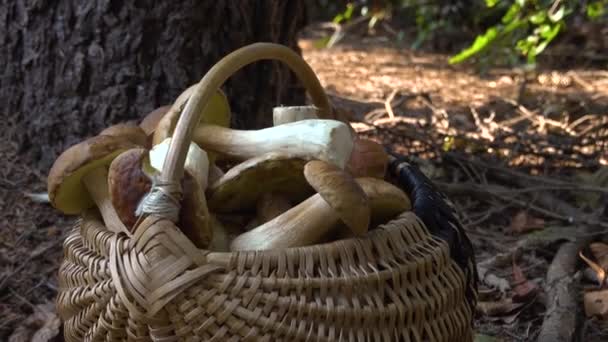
[0,0,308,171]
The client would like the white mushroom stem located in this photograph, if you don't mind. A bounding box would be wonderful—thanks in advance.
[273,105,319,126]
[230,177,411,251]
[193,119,355,169]
[81,167,129,234]
[230,193,337,251]
[150,138,210,189]
[208,164,225,186]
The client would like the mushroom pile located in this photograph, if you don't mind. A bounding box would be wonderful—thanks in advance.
[47,87,412,252]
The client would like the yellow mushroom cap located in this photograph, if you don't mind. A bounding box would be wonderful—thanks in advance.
[47,135,138,215]
[303,160,371,235]
[152,86,231,147]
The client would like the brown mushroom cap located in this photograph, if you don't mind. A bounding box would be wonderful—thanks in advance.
[303,160,370,235]
[346,139,388,178]
[108,148,153,229]
[48,135,138,214]
[108,145,213,247]
[99,123,148,147]
[178,174,212,248]
[355,177,411,222]
[139,105,171,136]
[207,152,314,213]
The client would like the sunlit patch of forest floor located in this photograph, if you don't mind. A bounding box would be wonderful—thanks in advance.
[1,29,607,342]
[301,32,608,341]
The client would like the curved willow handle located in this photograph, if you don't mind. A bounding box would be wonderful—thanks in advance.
[160,43,332,201]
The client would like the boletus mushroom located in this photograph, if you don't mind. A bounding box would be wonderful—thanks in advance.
[107,148,154,229]
[146,138,213,247]
[242,105,317,228]
[192,119,355,168]
[47,135,138,234]
[229,175,411,251]
[207,152,313,213]
[105,138,214,246]
[229,160,371,251]
[107,142,215,248]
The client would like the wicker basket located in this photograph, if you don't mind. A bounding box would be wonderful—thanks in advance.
[55,43,478,341]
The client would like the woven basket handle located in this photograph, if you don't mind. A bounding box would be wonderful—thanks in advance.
[157,43,332,219]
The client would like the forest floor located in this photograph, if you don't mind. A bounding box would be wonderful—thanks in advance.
[1,28,608,341]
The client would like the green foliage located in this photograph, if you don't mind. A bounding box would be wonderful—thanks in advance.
[333,3,356,24]
[586,0,608,19]
[449,1,577,66]
[327,1,607,67]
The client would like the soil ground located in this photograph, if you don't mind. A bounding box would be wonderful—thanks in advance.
[1,26,607,341]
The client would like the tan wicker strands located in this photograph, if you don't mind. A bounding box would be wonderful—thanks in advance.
[57,209,474,342]
[54,43,475,341]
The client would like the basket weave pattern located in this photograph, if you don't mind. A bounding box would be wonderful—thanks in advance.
[54,43,476,341]
[58,208,473,341]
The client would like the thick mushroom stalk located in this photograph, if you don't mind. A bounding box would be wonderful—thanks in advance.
[230,193,337,250]
[230,177,411,251]
[273,105,319,126]
[193,119,355,169]
[82,167,129,232]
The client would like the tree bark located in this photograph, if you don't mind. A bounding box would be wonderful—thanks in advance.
[0,0,308,171]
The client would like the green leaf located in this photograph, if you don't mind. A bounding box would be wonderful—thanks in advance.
[527,35,539,44]
[516,0,526,7]
[542,23,562,40]
[449,27,498,64]
[502,3,522,24]
[537,24,552,37]
[530,11,547,24]
[485,0,500,7]
[533,39,550,55]
[333,3,355,24]
[548,5,566,22]
[587,1,606,19]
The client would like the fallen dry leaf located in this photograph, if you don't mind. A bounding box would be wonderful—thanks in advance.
[511,262,539,302]
[509,210,545,234]
[584,289,608,319]
[580,250,607,287]
[590,242,608,270]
